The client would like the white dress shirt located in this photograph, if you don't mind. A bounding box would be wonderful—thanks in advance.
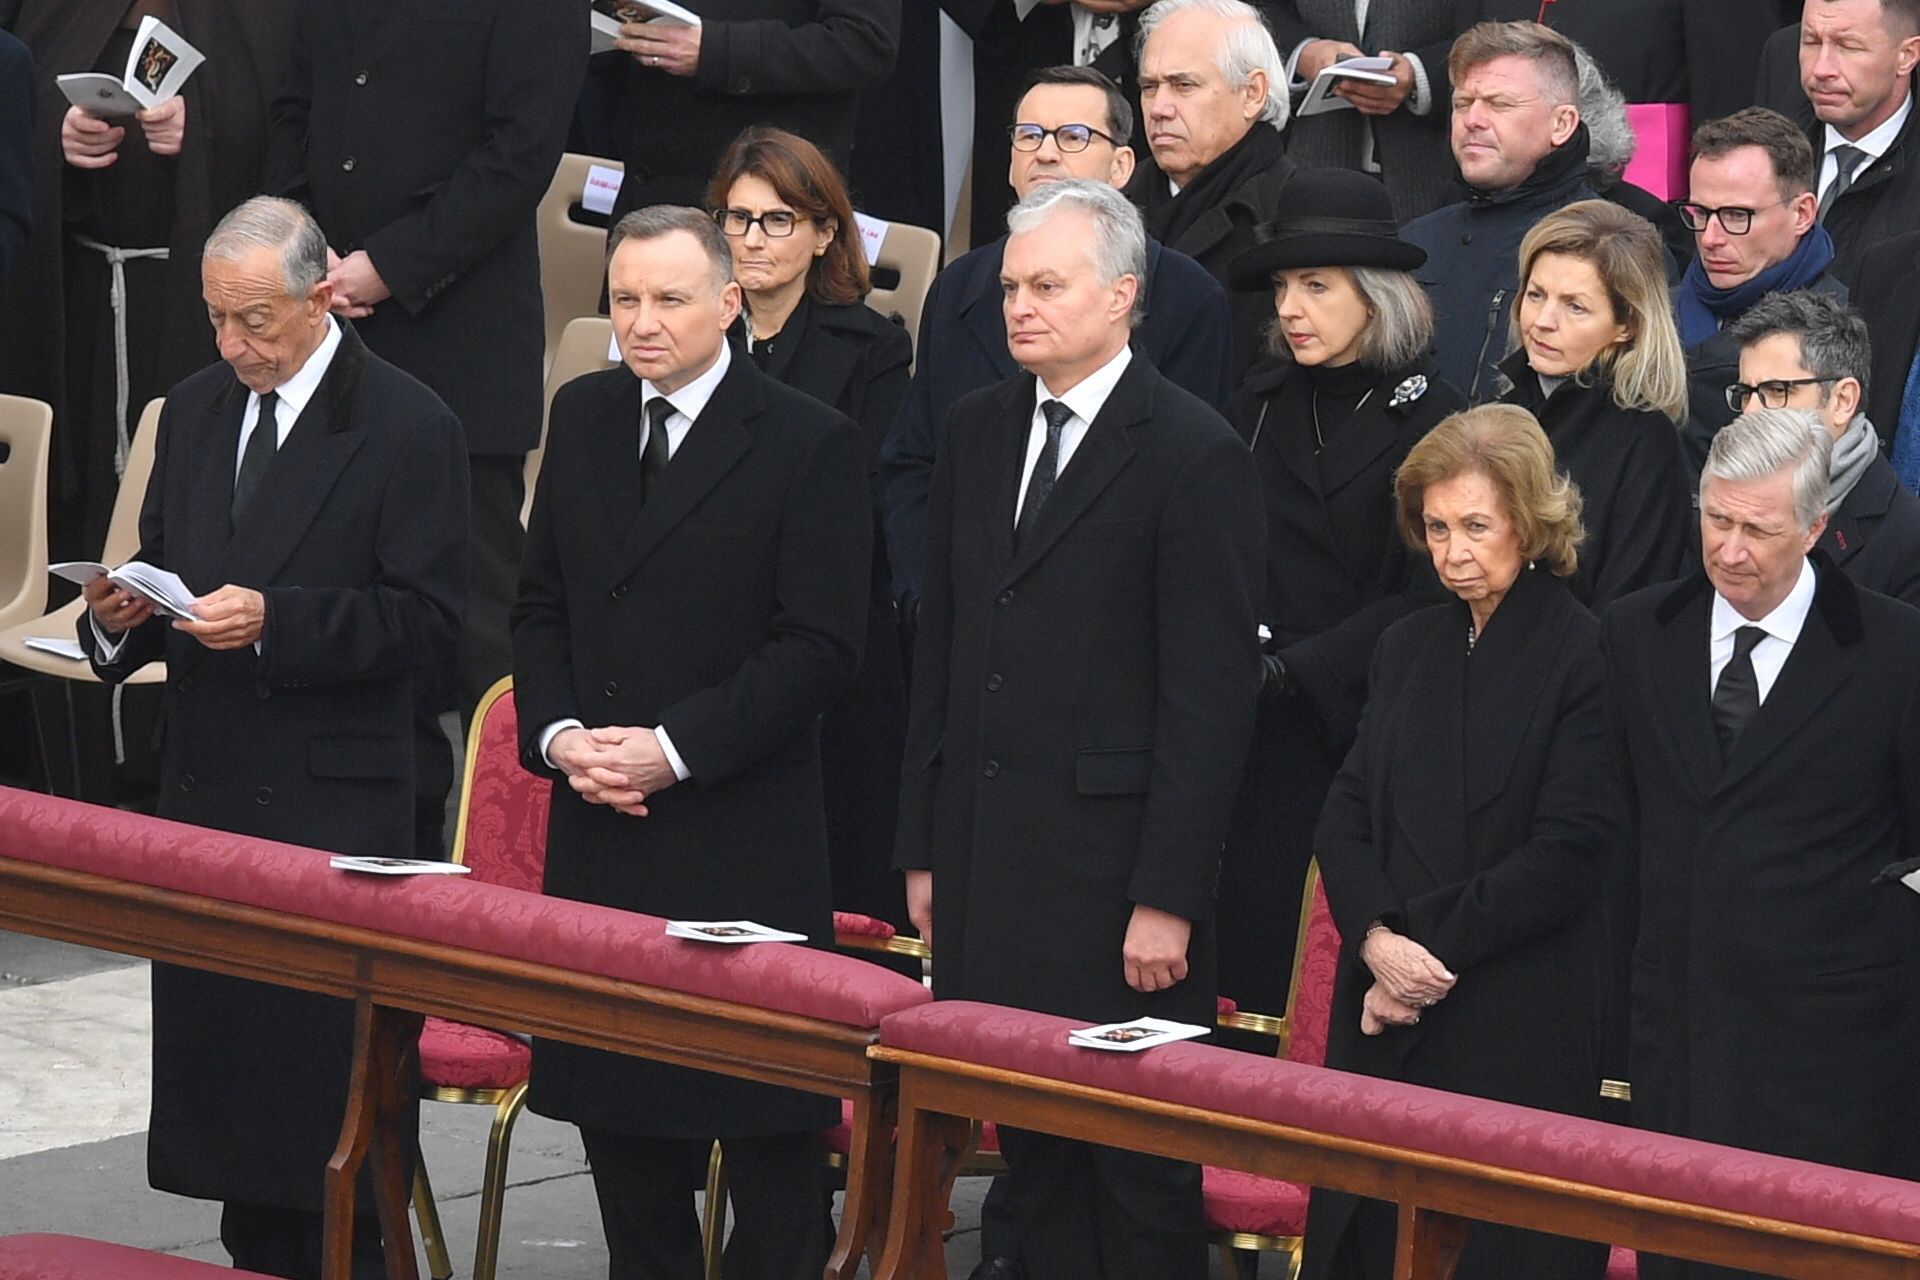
[1819,94,1912,207]
[93,317,345,661]
[1015,344,1132,525]
[537,342,736,780]
[1709,556,1817,705]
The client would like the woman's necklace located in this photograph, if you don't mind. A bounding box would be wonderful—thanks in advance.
[1312,386,1375,453]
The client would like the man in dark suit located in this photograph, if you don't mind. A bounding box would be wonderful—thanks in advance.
[1852,227,1920,491]
[77,195,468,1280]
[1126,0,1295,382]
[1753,0,1920,288]
[879,64,1231,616]
[1727,291,1920,605]
[1606,409,1920,1280]
[897,177,1262,1280]
[512,206,870,1280]
[267,0,584,853]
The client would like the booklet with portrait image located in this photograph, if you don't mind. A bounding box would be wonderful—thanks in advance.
[665,919,807,945]
[1068,1017,1212,1053]
[1296,55,1398,119]
[590,0,701,52]
[57,16,205,118]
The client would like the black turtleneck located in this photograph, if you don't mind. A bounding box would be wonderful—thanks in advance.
[1465,122,1592,210]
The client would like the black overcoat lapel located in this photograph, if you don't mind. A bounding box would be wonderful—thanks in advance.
[962,251,1019,381]
[1002,357,1147,583]
[608,359,755,582]
[1383,605,1468,891]
[186,378,249,584]
[1462,568,1572,813]
[977,374,1030,578]
[1317,376,1419,497]
[1649,576,1723,800]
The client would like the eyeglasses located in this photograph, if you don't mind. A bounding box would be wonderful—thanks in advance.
[1673,199,1790,235]
[1008,122,1119,154]
[712,208,810,238]
[1724,376,1840,411]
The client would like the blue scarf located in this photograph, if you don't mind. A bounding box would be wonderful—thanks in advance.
[1676,224,1837,347]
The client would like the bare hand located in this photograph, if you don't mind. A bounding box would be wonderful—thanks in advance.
[137,96,187,155]
[568,724,679,816]
[62,106,125,169]
[174,584,265,650]
[1335,51,1415,116]
[1360,981,1423,1036]
[1122,904,1192,993]
[326,250,390,319]
[906,869,933,950]
[1296,38,1365,84]
[82,576,154,635]
[617,21,701,76]
[1359,928,1456,1006]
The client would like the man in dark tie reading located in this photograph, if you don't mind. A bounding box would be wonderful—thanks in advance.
[1604,408,1920,1280]
[897,178,1262,1280]
[77,194,469,1279]
[511,205,870,1280]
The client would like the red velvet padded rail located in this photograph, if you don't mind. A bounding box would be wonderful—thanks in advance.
[0,787,929,1030]
[0,1234,277,1279]
[878,1001,1920,1248]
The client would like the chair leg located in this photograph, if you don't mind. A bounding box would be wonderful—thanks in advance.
[1216,1241,1246,1280]
[412,1161,454,1280]
[472,1083,530,1280]
[700,1140,728,1280]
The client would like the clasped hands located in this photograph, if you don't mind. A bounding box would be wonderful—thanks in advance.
[83,578,265,651]
[62,98,187,168]
[1358,927,1455,1036]
[549,725,679,817]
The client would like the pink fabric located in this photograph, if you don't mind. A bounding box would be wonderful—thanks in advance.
[823,1098,857,1156]
[0,788,929,1030]
[0,1235,276,1279]
[455,688,548,894]
[833,911,897,940]
[877,1002,1920,1247]
[418,1015,531,1092]
[1286,878,1340,1068]
[1608,1246,1638,1279]
[1623,104,1690,201]
[1216,995,1238,1018]
[1203,1166,1309,1237]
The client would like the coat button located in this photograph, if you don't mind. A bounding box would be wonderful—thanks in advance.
[996,590,1013,606]
[177,675,193,692]
[982,760,1000,778]
[354,71,369,85]
[1459,233,1470,245]
[610,584,629,600]
[341,156,357,172]
[603,680,619,697]
[179,774,196,792]
[985,673,1002,691]
[255,787,274,805]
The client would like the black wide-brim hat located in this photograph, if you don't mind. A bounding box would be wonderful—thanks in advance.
[1227,168,1426,289]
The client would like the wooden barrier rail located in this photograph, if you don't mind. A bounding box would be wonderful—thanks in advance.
[869,1003,1920,1280]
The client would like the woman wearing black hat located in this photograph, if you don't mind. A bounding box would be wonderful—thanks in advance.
[1215,168,1465,1028]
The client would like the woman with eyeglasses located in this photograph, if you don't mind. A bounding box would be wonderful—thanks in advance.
[1497,199,1693,608]
[706,126,916,945]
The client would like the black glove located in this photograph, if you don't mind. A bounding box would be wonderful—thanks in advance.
[1259,652,1291,704]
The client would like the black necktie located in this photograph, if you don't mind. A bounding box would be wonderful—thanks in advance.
[1819,144,1866,221]
[1015,399,1073,548]
[232,390,279,522]
[642,397,674,501]
[1711,625,1767,760]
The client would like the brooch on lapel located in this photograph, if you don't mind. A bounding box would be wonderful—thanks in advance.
[1388,375,1428,408]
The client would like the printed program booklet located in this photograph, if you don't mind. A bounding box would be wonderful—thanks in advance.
[665,920,807,945]
[1068,1017,1212,1053]
[57,16,205,117]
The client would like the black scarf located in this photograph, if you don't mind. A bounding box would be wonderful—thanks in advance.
[1463,122,1593,213]
[1139,124,1288,249]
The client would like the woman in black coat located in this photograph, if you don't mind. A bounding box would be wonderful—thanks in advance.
[708,127,915,937]
[1302,404,1615,1280]
[1498,199,1694,609]
[1217,169,1465,1020]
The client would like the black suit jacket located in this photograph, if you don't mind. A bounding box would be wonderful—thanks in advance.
[895,353,1263,1026]
[1825,453,1920,608]
[1606,563,1920,1181]
[1851,228,1920,436]
[512,352,869,1138]
[878,235,1232,606]
[78,322,468,1211]
[267,0,585,455]
[0,29,29,277]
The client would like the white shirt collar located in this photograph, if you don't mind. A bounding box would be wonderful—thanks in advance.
[268,315,342,418]
[1711,555,1818,647]
[641,338,732,422]
[1035,343,1133,426]
[1826,91,1912,163]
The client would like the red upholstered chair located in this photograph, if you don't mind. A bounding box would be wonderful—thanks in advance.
[1208,861,1340,1280]
[1608,1245,1638,1278]
[0,1234,281,1279]
[411,677,550,1280]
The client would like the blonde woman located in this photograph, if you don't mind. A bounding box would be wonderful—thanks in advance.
[1498,199,1692,607]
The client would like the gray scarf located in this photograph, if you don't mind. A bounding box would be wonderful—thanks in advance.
[1829,414,1880,510]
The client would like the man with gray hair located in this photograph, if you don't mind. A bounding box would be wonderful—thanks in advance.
[1126,0,1296,381]
[1728,289,1920,606]
[1605,408,1920,1280]
[897,178,1262,1279]
[77,193,468,1278]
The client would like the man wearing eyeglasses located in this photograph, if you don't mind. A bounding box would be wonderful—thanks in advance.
[1674,108,1848,477]
[1724,289,1920,605]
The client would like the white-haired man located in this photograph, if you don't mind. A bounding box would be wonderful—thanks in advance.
[897,178,1262,1280]
[1606,408,1920,1280]
[1125,0,1295,381]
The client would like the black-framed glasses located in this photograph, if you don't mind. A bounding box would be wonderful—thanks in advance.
[1673,199,1789,235]
[1008,122,1119,154]
[712,208,810,238]
[1725,376,1840,412]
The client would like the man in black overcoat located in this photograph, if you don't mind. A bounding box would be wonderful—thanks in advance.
[896,178,1262,1280]
[266,0,584,851]
[0,27,28,277]
[77,196,469,1279]
[1605,410,1920,1280]
[511,206,870,1280]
